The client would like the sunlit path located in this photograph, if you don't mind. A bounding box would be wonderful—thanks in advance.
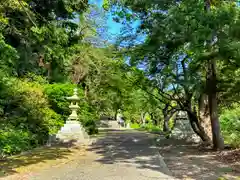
[5,129,176,180]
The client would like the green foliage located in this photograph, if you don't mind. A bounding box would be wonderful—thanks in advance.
[130,122,161,133]
[30,24,74,82]
[110,0,240,148]
[143,123,162,133]
[0,78,101,156]
[0,78,64,155]
[0,34,19,74]
[0,0,143,156]
[78,101,99,135]
[217,177,228,180]
[123,111,141,124]
[44,83,77,119]
[0,0,161,151]
[0,126,32,156]
[2,0,239,157]
[24,73,49,85]
[44,83,99,135]
[130,123,141,129]
[168,113,176,130]
[41,108,64,135]
[81,119,98,135]
[220,106,240,148]
[145,113,151,123]
[0,0,89,80]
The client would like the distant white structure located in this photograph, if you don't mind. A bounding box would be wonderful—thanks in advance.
[171,111,200,143]
[126,122,131,129]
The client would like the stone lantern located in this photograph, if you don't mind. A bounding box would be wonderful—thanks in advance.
[56,88,89,144]
[67,88,80,121]
[171,111,200,143]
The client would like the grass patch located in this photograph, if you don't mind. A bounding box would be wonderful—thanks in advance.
[130,123,162,134]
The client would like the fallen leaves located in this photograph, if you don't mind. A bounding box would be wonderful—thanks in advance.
[217,149,240,164]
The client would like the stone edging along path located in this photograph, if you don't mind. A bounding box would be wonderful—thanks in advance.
[148,132,174,177]
[153,133,240,180]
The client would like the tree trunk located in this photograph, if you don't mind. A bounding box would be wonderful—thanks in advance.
[163,110,176,132]
[183,89,211,143]
[198,93,212,140]
[163,113,170,139]
[163,113,170,133]
[114,109,118,121]
[141,112,146,125]
[187,110,211,142]
[150,113,158,126]
[203,0,224,150]
[154,119,158,126]
[207,59,224,150]
[162,104,170,132]
[163,109,176,139]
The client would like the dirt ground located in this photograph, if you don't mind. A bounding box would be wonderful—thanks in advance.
[156,137,240,180]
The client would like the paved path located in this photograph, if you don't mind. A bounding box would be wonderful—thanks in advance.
[156,137,240,180]
[17,129,175,180]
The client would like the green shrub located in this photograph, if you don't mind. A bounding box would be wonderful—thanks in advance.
[0,34,19,75]
[0,126,32,156]
[144,123,161,133]
[44,83,99,135]
[145,113,151,124]
[123,110,141,124]
[130,122,161,133]
[0,78,64,155]
[41,107,64,135]
[220,106,240,148]
[130,123,141,129]
[0,80,99,156]
[44,83,77,119]
[24,73,49,85]
[78,102,99,135]
[81,119,98,135]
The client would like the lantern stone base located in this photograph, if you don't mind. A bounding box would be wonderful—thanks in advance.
[56,121,91,145]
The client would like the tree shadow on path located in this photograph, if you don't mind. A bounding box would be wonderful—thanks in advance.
[0,140,82,178]
[157,137,240,180]
[87,129,173,179]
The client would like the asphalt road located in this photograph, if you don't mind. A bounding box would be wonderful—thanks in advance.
[26,129,175,180]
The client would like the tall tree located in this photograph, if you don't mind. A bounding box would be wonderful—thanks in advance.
[108,0,240,148]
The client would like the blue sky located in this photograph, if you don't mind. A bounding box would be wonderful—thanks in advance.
[87,0,147,69]
[88,0,144,44]
[89,0,122,35]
